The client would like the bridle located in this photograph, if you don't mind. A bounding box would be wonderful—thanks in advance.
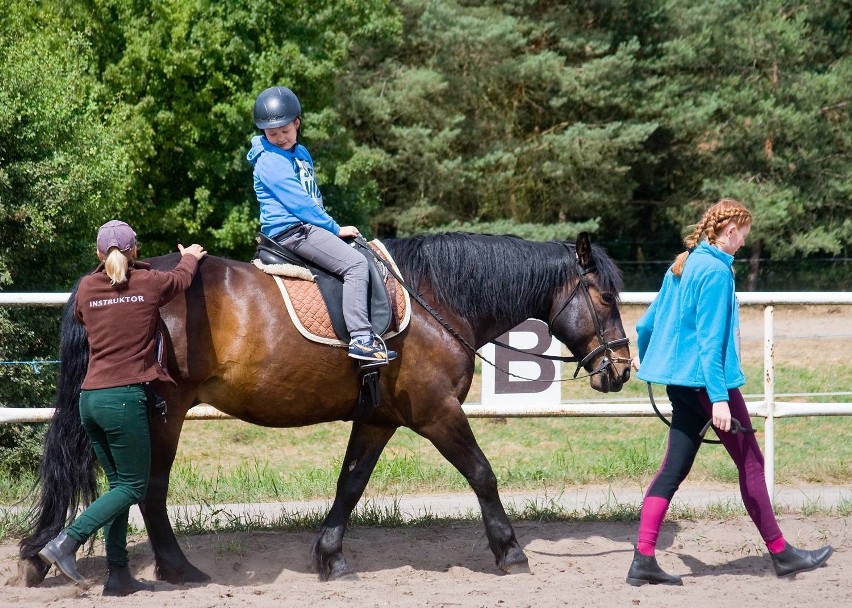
[494,243,631,380]
[357,236,630,383]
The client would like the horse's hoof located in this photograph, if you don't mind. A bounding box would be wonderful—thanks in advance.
[318,565,357,582]
[501,559,531,575]
[17,557,49,587]
[155,564,211,585]
[328,569,359,582]
[499,549,531,575]
[180,568,212,585]
[316,554,356,582]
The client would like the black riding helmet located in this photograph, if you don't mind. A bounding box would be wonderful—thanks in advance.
[253,86,301,129]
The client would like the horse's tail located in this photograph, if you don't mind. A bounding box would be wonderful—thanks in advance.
[18,284,98,562]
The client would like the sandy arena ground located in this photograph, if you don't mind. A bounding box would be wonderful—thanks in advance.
[1,512,848,607]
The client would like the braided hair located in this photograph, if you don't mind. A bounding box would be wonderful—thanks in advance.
[671,198,752,277]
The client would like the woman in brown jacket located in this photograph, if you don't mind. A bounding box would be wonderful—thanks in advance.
[38,220,205,596]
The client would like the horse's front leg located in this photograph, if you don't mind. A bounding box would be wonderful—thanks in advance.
[139,411,210,584]
[416,401,529,574]
[312,421,396,581]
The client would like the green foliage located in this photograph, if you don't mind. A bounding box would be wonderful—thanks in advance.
[0,6,130,290]
[0,308,59,476]
[0,418,45,476]
[647,1,852,260]
[342,0,661,239]
[0,5,123,473]
[53,0,403,258]
[417,218,600,242]
[3,0,848,265]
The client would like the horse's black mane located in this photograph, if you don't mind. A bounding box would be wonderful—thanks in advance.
[383,233,623,327]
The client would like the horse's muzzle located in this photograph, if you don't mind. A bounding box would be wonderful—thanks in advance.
[591,355,632,393]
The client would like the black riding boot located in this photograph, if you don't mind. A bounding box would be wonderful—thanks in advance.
[626,549,683,586]
[103,565,155,596]
[771,543,833,577]
[37,530,90,588]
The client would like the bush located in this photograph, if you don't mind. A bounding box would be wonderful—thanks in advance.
[0,421,45,477]
[0,308,60,477]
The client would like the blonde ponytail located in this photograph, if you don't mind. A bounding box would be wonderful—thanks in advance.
[104,248,131,285]
[671,198,752,277]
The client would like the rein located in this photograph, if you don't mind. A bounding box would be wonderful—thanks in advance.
[356,237,629,383]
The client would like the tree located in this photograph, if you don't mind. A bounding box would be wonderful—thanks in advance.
[0,3,130,471]
[0,5,130,290]
[634,0,852,265]
[55,0,402,258]
[338,0,664,241]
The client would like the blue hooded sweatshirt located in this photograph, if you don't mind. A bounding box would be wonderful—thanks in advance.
[247,135,340,238]
[636,241,745,403]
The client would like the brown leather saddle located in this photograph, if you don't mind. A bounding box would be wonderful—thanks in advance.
[253,232,394,342]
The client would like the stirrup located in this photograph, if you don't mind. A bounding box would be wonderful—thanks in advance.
[372,335,398,363]
[359,359,388,370]
[348,335,397,363]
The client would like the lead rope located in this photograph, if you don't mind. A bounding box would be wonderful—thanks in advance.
[646,382,755,444]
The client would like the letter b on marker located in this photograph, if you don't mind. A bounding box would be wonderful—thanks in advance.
[480,319,561,407]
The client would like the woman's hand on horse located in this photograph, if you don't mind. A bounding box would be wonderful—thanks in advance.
[338,226,361,239]
[178,243,207,261]
[630,356,640,371]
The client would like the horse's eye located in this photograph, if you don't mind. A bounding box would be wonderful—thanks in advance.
[600,292,616,306]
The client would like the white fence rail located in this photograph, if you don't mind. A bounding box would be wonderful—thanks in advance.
[2,291,852,502]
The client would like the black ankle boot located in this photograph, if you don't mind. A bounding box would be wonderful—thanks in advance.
[37,530,90,588]
[771,542,833,577]
[103,565,155,596]
[626,549,683,586]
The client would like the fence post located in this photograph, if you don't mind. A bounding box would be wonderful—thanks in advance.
[763,305,776,503]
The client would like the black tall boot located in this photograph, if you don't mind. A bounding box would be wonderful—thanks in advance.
[771,543,833,577]
[103,565,155,596]
[37,530,90,588]
[626,549,683,586]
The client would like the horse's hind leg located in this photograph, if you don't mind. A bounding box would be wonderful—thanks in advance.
[138,410,210,584]
[312,421,396,581]
[417,404,529,574]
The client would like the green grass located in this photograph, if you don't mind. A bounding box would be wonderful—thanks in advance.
[2,373,848,510]
[0,506,30,539]
[0,469,36,504]
[4,406,844,541]
[146,349,850,508]
[154,414,849,507]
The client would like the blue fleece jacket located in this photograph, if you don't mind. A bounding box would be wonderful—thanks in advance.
[636,241,745,403]
[247,135,340,238]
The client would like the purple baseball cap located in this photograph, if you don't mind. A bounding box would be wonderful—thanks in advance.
[96,220,137,255]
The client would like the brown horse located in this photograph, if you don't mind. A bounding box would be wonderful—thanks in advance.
[19,232,631,585]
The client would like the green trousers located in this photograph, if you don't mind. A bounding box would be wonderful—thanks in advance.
[67,384,151,567]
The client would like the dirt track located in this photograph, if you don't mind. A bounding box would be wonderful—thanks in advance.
[2,511,848,607]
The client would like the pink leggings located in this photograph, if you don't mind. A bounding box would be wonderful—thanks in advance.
[636,386,783,555]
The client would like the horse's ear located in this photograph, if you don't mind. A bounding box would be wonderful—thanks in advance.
[575,232,593,268]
